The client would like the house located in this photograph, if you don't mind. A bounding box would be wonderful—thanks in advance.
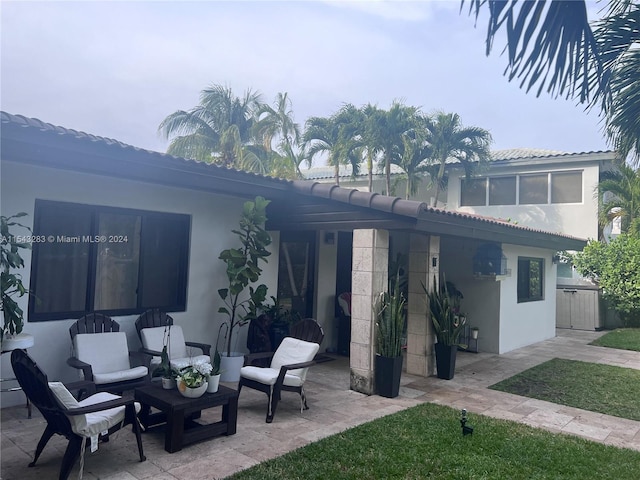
[1,112,585,408]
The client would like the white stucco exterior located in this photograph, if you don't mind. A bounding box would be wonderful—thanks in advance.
[1,160,279,407]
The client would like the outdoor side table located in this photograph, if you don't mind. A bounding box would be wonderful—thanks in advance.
[1,333,35,418]
[135,383,238,453]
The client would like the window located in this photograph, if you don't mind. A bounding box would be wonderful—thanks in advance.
[460,178,486,206]
[489,176,516,205]
[461,171,583,206]
[517,257,544,302]
[551,171,582,203]
[29,200,190,321]
[519,174,548,204]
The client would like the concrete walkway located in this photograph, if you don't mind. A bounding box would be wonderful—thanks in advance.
[2,329,639,479]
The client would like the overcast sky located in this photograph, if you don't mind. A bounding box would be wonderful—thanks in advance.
[2,1,610,159]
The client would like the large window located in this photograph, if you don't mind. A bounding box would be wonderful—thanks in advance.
[517,257,544,302]
[461,171,583,206]
[29,200,191,321]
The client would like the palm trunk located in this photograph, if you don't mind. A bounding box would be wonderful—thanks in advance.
[385,156,391,196]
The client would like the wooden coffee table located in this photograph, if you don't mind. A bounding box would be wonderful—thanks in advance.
[135,383,238,453]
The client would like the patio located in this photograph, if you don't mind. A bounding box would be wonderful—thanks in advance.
[2,329,640,479]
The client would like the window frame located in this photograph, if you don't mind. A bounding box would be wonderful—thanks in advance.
[517,256,544,303]
[28,200,191,321]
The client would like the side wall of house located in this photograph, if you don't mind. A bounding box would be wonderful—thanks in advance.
[0,160,279,407]
[498,245,557,354]
[447,162,601,240]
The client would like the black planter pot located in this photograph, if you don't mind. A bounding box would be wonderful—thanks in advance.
[434,343,457,380]
[375,354,403,398]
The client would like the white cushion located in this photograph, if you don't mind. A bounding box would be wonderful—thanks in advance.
[74,332,131,374]
[92,366,148,385]
[49,381,141,453]
[240,337,319,387]
[140,326,188,360]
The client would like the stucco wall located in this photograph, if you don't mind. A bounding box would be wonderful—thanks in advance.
[314,230,338,352]
[447,162,601,240]
[1,161,279,407]
[498,244,557,353]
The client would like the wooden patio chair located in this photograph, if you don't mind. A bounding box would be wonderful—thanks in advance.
[134,309,210,370]
[289,318,325,345]
[11,349,145,480]
[67,314,150,395]
[238,337,320,423]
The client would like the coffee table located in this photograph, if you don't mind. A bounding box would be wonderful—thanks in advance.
[135,383,238,453]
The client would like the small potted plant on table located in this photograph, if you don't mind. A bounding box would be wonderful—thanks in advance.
[177,361,212,398]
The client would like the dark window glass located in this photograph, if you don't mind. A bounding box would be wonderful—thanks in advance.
[551,171,582,203]
[29,200,190,321]
[519,174,548,204]
[517,257,544,302]
[461,178,486,206]
[489,176,516,205]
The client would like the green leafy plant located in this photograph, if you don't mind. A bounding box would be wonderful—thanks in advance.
[178,361,212,388]
[151,325,180,380]
[217,196,272,356]
[423,277,466,347]
[375,263,406,358]
[1,213,31,342]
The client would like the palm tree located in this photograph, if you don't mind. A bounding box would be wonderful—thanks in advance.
[423,112,492,207]
[398,116,432,200]
[369,101,419,196]
[463,0,640,164]
[598,163,640,236]
[360,103,383,192]
[254,92,301,155]
[303,104,362,185]
[158,84,265,171]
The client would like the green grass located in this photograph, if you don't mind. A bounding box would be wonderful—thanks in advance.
[591,328,640,351]
[490,358,640,420]
[228,403,640,480]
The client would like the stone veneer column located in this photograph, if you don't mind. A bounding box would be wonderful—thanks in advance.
[349,229,389,395]
[406,234,440,377]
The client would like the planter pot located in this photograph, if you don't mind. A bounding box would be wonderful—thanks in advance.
[471,329,479,340]
[177,379,208,398]
[220,353,245,382]
[206,374,221,393]
[375,354,403,398]
[435,343,457,380]
[162,377,177,389]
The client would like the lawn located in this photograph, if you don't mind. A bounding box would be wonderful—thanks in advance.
[490,358,640,420]
[228,403,640,480]
[591,328,640,351]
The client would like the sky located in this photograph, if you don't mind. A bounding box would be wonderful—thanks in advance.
[1,1,610,160]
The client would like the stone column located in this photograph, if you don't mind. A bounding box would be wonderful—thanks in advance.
[350,229,389,395]
[406,234,440,377]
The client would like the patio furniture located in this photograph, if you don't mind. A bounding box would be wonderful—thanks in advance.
[67,315,150,394]
[238,337,320,423]
[290,318,325,345]
[135,309,210,370]
[10,349,145,480]
[135,382,238,453]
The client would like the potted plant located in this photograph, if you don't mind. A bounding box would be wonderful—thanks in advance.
[1,213,31,346]
[217,196,272,382]
[424,277,466,380]
[177,361,212,398]
[374,265,406,398]
[206,349,222,393]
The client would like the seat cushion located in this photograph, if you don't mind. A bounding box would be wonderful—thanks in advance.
[74,332,131,374]
[270,337,319,382]
[240,366,305,387]
[140,326,188,361]
[92,365,148,385]
[49,382,141,452]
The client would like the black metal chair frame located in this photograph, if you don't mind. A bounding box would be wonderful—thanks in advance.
[11,349,145,480]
